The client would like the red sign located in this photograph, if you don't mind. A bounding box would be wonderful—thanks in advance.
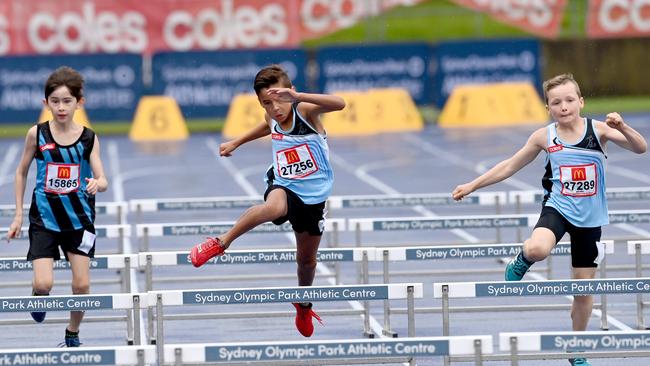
[587,0,650,38]
[450,0,567,38]
[0,0,424,55]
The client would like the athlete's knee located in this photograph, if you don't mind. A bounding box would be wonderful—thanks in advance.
[71,279,90,294]
[32,279,53,295]
[297,256,317,271]
[523,240,552,262]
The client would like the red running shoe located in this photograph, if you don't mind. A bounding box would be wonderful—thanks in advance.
[293,303,323,337]
[190,237,225,267]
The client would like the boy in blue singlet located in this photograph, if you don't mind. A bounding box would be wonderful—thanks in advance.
[189,65,345,337]
[6,66,109,347]
[452,73,647,366]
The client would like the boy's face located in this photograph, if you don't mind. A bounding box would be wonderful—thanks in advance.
[546,81,584,124]
[43,85,83,124]
[258,82,292,123]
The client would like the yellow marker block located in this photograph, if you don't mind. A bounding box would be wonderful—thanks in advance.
[129,96,189,141]
[368,88,423,132]
[39,107,92,128]
[321,92,378,136]
[223,94,266,139]
[439,82,548,128]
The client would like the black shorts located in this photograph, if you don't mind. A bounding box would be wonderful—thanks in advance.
[534,206,601,268]
[263,185,326,236]
[27,224,96,261]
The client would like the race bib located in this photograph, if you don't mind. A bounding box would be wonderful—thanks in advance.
[45,163,80,194]
[276,144,319,179]
[559,164,597,197]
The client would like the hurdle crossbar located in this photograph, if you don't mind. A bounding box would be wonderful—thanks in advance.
[0,345,155,365]
[163,336,492,366]
[148,283,423,364]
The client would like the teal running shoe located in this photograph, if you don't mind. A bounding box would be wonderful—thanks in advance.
[505,253,531,281]
[569,357,591,365]
[57,329,81,347]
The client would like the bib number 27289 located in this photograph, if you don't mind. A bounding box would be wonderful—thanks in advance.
[560,164,597,197]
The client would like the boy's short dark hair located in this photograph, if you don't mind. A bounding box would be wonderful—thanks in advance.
[44,66,84,100]
[543,73,582,104]
[254,65,292,95]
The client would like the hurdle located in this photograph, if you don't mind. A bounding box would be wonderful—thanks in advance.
[163,335,492,366]
[0,293,145,345]
[134,219,346,252]
[147,283,423,363]
[0,224,132,255]
[138,248,376,344]
[0,345,156,366]
[349,214,537,246]
[627,240,650,329]
[377,241,615,334]
[433,277,650,339]
[497,330,650,365]
[0,201,129,225]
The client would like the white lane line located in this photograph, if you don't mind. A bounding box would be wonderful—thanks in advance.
[107,141,146,345]
[0,143,20,187]
[206,138,387,337]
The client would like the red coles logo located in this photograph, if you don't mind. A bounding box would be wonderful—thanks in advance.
[284,149,300,164]
[572,167,587,181]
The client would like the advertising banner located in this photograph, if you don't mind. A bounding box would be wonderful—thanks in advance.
[431,39,542,108]
[151,49,306,118]
[587,0,650,38]
[0,0,424,55]
[317,43,430,105]
[451,0,567,38]
[0,54,143,122]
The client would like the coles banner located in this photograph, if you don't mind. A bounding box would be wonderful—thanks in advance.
[0,0,424,55]
[450,0,567,38]
[587,0,650,38]
[0,54,143,122]
[152,49,306,118]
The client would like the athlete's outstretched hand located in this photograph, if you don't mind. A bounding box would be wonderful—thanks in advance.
[6,217,22,243]
[452,183,473,201]
[220,140,238,157]
[605,112,625,130]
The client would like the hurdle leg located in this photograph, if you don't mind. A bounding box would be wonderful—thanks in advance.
[382,250,397,338]
[600,250,609,330]
[146,256,156,344]
[473,339,483,366]
[133,294,141,346]
[156,294,165,365]
[407,285,415,337]
[137,349,145,366]
[124,257,135,345]
[495,195,502,243]
[174,347,183,366]
[442,285,450,366]
[509,336,519,366]
[636,243,646,329]
[362,251,374,338]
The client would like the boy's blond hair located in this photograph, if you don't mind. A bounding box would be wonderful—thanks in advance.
[543,73,582,104]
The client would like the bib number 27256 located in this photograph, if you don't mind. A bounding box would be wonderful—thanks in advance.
[276,144,319,179]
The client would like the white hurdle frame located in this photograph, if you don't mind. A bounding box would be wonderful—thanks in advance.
[134,219,346,252]
[138,248,376,344]
[147,283,423,364]
[163,335,492,366]
[498,331,650,365]
[0,345,155,366]
[0,293,145,346]
[627,240,650,329]
[0,254,139,344]
[433,278,650,339]
[0,201,128,224]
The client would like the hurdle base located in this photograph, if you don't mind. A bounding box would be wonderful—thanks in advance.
[363,331,375,338]
[149,338,156,345]
[382,329,398,338]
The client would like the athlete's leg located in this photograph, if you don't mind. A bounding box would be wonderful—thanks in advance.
[571,267,597,331]
[522,227,557,262]
[295,231,321,287]
[220,189,288,248]
[32,258,54,295]
[67,252,90,332]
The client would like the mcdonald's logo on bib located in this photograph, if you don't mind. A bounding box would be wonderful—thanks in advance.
[58,167,71,179]
[284,149,300,164]
[572,167,586,181]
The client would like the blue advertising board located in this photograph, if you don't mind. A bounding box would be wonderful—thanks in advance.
[432,39,542,108]
[316,43,431,105]
[0,54,143,123]
[151,49,306,118]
